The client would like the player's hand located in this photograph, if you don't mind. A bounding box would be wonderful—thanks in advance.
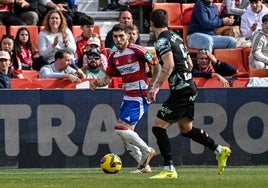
[90,80,98,90]
[147,87,159,102]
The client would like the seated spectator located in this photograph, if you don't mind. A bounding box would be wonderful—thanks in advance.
[14,27,40,70]
[39,49,84,82]
[80,36,108,70]
[0,1,26,26]
[220,0,250,25]
[81,48,106,79]
[127,24,139,44]
[249,14,268,69]
[187,0,237,52]
[0,50,17,89]
[0,34,24,78]
[13,0,45,25]
[38,9,76,65]
[75,15,107,61]
[241,0,268,40]
[192,49,237,87]
[105,10,141,49]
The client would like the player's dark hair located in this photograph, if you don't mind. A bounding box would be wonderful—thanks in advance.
[150,9,168,28]
[112,23,128,33]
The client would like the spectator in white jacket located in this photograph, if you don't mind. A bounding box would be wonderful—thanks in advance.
[240,0,268,40]
[38,9,76,64]
[249,14,268,69]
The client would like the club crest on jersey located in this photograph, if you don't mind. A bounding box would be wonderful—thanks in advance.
[115,59,119,65]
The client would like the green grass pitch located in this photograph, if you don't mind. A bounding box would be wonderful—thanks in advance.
[0,166,267,188]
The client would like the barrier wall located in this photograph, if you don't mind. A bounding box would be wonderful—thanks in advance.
[0,88,267,168]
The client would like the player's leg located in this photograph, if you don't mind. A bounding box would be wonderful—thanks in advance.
[115,98,155,172]
[150,118,178,179]
[179,117,231,174]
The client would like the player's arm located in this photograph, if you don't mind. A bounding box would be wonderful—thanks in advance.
[148,61,161,91]
[148,51,174,102]
[154,51,174,88]
[90,75,112,90]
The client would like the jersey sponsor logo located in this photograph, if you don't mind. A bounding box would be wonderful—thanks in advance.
[117,61,140,75]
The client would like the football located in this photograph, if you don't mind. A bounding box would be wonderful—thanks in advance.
[100,153,122,174]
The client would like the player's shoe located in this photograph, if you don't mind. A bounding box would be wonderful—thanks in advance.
[130,165,152,174]
[216,146,231,174]
[150,168,178,179]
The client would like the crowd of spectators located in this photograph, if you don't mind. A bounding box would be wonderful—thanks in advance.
[1,0,268,89]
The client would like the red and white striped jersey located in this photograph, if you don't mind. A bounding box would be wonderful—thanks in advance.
[106,43,157,97]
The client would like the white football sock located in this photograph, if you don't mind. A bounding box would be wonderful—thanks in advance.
[164,165,174,171]
[214,145,222,155]
[124,142,142,163]
[115,129,151,156]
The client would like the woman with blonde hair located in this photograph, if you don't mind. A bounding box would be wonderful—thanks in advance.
[38,9,76,65]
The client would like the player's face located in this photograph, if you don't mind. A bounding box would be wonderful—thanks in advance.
[112,30,129,51]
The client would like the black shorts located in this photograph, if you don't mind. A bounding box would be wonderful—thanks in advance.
[156,88,197,123]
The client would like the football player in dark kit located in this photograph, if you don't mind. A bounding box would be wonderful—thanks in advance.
[148,9,231,179]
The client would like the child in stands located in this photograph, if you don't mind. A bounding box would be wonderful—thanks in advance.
[14,27,40,70]
[75,14,107,65]
[0,34,23,78]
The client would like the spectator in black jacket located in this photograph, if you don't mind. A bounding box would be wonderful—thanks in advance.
[192,49,237,87]
[0,51,17,89]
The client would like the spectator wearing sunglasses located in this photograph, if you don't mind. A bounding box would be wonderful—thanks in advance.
[80,36,108,70]
[82,48,106,81]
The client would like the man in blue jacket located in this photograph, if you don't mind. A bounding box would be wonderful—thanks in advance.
[187,0,237,52]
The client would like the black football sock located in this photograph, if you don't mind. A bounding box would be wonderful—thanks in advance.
[152,126,173,166]
[181,127,218,151]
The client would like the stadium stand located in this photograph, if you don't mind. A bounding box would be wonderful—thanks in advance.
[152,3,189,45]
[213,48,249,77]
[0,25,7,38]
[127,1,151,33]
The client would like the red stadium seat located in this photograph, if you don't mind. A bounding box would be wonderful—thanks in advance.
[0,25,7,39]
[242,47,251,72]
[152,3,188,44]
[22,70,39,79]
[249,69,268,77]
[213,48,249,77]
